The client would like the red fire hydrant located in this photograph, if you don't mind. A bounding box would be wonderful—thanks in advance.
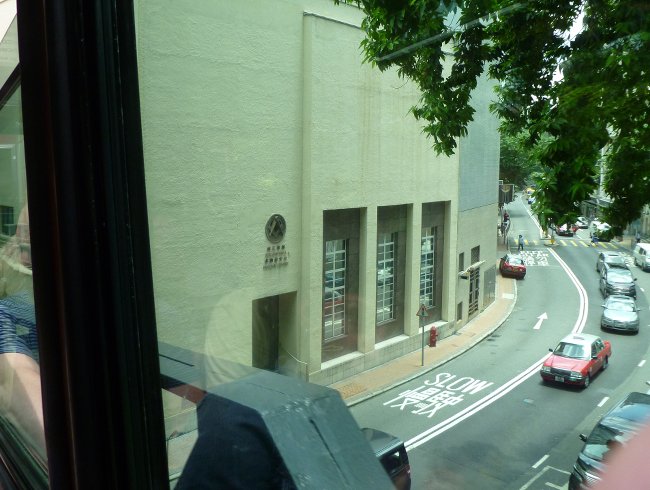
[428,326,437,347]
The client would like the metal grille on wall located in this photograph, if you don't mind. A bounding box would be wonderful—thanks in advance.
[468,268,480,316]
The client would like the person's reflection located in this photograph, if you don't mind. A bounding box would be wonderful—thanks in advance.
[0,204,44,455]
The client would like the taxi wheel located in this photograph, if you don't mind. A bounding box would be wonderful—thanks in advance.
[583,375,591,388]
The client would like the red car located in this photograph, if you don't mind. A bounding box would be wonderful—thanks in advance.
[541,333,611,388]
[499,253,526,279]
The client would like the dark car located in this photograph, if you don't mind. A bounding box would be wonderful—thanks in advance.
[601,295,640,333]
[569,392,650,489]
[596,251,628,273]
[499,253,526,279]
[361,428,411,490]
[599,266,637,298]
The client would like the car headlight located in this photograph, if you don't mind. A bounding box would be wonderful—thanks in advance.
[570,371,583,379]
[541,366,551,373]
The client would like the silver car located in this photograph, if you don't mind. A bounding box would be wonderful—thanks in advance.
[596,251,628,273]
[601,295,640,333]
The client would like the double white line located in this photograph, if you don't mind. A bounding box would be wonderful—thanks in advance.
[406,248,588,450]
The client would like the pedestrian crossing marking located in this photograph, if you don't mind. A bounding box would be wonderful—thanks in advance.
[509,237,625,250]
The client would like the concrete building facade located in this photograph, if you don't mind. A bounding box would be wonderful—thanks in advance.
[134,0,500,385]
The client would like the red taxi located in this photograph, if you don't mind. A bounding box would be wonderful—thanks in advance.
[541,333,611,389]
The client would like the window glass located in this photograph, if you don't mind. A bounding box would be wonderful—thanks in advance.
[323,239,346,340]
[376,232,396,324]
[0,86,45,463]
[420,227,435,308]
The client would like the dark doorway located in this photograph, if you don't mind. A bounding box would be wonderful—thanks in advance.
[252,296,279,371]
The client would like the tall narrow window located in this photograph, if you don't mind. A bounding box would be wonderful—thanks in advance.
[420,227,435,308]
[376,232,396,323]
[471,246,480,264]
[323,239,346,340]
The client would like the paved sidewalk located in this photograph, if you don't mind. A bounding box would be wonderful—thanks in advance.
[329,260,517,406]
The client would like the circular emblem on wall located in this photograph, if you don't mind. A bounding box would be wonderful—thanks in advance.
[265,214,286,243]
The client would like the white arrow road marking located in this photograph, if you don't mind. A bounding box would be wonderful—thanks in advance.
[533,312,548,330]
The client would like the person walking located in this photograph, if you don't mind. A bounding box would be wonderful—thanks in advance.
[636,230,641,244]
[517,234,524,252]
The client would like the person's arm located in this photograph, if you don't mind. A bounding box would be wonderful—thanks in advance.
[0,352,45,455]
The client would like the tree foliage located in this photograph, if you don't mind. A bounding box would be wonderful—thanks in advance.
[335,0,650,228]
[500,132,545,188]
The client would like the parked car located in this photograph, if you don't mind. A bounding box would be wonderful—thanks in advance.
[568,392,650,489]
[599,266,637,298]
[499,253,526,279]
[601,295,640,334]
[593,226,615,242]
[632,242,650,271]
[596,251,628,273]
[540,333,611,388]
[361,428,411,490]
[556,223,575,236]
[575,216,589,229]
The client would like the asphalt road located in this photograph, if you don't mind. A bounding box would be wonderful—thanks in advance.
[351,196,650,490]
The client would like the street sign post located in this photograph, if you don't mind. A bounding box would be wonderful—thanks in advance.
[416,305,429,366]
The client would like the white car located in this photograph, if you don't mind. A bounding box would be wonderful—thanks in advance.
[575,216,589,229]
[589,219,602,234]
[598,223,611,232]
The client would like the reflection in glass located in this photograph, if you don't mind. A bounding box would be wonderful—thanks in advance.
[0,86,45,463]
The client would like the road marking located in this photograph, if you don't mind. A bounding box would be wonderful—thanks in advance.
[533,313,548,330]
[519,466,572,490]
[532,454,549,469]
[640,360,646,367]
[598,396,609,407]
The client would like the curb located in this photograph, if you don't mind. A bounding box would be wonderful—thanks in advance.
[344,278,518,407]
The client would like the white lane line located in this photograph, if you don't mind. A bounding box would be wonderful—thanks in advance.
[639,360,646,367]
[547,248,589,334]
[532,454,549,469]
[598,397,609,407]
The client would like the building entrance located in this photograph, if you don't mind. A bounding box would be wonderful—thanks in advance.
[252,296,279,371]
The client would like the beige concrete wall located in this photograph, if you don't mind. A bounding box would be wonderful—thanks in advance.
[455,204,498,324]
[135,0,463,378]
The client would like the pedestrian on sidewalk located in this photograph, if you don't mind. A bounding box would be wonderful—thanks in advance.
[517,234,524,252]
[636,230,641,244]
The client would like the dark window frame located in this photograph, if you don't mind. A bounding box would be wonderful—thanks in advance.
[15,0,168,487]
